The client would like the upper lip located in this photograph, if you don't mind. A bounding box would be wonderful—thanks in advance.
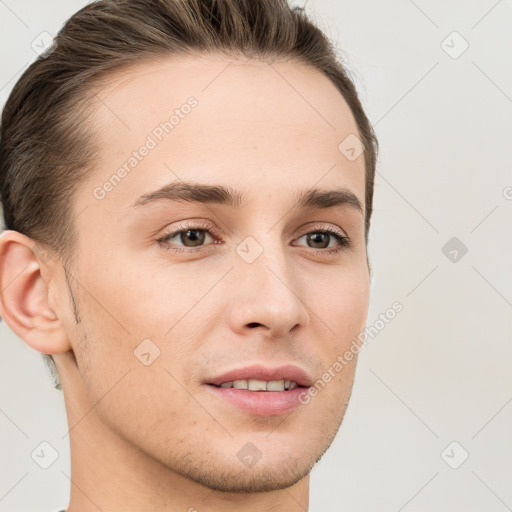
[206,364,314,387]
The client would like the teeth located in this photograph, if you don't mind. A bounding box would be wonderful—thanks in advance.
[248,379,267,391]
[216,379,298,391]
[266,380,285,391]
[233,379,247,389]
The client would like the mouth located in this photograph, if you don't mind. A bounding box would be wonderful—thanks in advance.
[208,379,305,391]
[203,364,313,416]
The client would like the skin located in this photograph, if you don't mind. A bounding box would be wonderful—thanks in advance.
[0,54,370,511]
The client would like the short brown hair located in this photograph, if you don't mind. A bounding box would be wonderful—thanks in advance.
[0,0,378,267]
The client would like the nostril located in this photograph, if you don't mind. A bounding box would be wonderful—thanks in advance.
[247,322,263,328]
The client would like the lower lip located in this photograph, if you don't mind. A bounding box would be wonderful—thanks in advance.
[204,384,309,416]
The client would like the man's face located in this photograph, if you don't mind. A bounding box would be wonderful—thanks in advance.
[61,54,370,492]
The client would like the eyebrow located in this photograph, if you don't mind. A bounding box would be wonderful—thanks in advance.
[130,181,363,215]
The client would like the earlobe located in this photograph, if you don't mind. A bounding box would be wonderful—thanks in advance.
[0,230,71,354]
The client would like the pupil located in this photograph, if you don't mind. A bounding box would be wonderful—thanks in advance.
[182,229,205,246]
[309,233,328,248]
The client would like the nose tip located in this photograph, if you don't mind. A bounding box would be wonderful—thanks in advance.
[227,263,309,339]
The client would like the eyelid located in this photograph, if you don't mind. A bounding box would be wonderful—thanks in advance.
[297,221,348,239]
[157,219,218,246]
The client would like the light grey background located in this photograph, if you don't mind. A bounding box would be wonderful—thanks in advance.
[1,1,511,511]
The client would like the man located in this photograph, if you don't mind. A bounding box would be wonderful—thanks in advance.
[0,0,378,510]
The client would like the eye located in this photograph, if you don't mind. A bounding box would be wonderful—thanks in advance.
[157,221,219,253]
[156,222,351,254]
[294,228,351,253]
[165,228,211,247]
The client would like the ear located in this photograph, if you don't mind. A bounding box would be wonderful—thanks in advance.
[0,230,71,354]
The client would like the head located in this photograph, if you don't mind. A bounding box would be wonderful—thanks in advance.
[0,0,377,494]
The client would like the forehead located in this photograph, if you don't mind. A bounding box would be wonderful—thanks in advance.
[79,54,365,214]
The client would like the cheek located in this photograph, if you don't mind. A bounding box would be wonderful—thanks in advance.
[91,368,200,453]
[305,268,368,407]
[312,266,370,339]
[84,253,223,341]
[67,274,202,439]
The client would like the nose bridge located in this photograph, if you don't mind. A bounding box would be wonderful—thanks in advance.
[228,228,310,337]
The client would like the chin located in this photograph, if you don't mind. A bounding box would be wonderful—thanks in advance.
[178,456,315,493]
[155,433,329,494]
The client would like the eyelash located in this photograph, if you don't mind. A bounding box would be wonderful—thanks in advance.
[156,220,352,255]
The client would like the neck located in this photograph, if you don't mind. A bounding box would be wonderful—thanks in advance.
[56,352,310,512]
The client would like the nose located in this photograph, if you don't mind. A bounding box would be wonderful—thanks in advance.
[227,243,310,340]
